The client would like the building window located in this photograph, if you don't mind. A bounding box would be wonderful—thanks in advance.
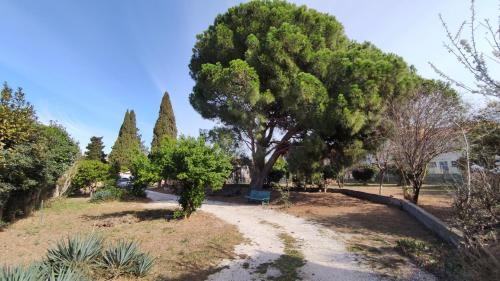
[451,161,458,167]
[429,162,437,168]
[439,161,449,173]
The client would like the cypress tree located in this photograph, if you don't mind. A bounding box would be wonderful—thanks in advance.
[109,110,143,172]
[84,136,106,162]
[151,91,177,152]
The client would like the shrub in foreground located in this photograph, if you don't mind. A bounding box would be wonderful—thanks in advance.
[153,136,232,217]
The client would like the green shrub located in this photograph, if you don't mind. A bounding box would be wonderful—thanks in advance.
[154,136,232,217]
[396,238,428,255]
[100,240,153,277]
[89,187,124,203]
[126,185,146,198]
[351,166,375,184]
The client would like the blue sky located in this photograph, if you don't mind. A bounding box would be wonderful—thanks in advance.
[0,0,496,153]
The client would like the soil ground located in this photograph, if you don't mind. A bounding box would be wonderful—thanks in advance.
[148,191,436,281]
[0,197,243,281]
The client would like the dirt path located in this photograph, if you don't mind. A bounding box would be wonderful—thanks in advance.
[146,190,387,281]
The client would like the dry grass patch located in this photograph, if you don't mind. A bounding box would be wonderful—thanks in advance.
[0,197,243,281]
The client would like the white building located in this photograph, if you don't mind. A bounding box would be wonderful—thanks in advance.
[427,151,462,175]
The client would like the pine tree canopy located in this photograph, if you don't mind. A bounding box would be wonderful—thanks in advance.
[84,136,106,162]
[151,91,177,152]
[189,0,414,188]
[108,109,143,172]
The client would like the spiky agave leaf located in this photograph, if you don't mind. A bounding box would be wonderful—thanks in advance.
[0,265,40,281]
[100,240,140,274]
[45,233,103,270]
[45,267,89,281]
[131,253,154,277]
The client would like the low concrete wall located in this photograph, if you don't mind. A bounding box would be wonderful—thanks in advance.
[332,189,462,247]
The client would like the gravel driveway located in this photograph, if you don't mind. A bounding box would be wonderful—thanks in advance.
[146,190,387,281]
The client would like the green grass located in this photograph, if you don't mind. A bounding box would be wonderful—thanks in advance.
[45,198,92,213]
[253,233,305,280]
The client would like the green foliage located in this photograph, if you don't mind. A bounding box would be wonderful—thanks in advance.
[130,153,159,188]
[153,136,232,217]
[351,165,376,184]
[151,91,177,153]
[189,1,412,187]
[108,110,144,172]
[287,134,326,187]
[468,101,500,169]
[84,136,106,162]
[0,82,37,149]
[100,240,153,277]
[200,126,242,157]
[1,122,79,221]
[268,157,287,184]
[89,187,124,203]
[70,160,110,193]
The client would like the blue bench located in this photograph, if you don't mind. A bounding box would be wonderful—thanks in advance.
[245,190,271,205]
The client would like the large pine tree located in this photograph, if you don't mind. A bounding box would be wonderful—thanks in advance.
[109,110,143,172]
[84,136,106,162]
[151,91,177,152]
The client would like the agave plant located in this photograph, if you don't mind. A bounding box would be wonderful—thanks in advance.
[100,240,154,277]
[44,267,89,281]
[0,265,41,281]
[45,233,103,271]
[131,253,154,277]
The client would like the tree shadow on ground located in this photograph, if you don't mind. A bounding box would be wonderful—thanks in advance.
[154,249,386,281]
[82,208,175,222]
[287,192,438,241]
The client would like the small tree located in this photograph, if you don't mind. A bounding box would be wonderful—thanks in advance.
[130,154,159,197]
[155,136,232,217]
[389,80,462,203]
[151,91,177,152]
[71,160,110,196]
[109,110,144,172]
[84,136,106,162]
[372,141,393,194]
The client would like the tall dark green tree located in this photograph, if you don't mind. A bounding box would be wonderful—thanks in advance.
[151,91,177,152]
[108,110,143,172]
[84,136,106,162]
[189,1,412,188]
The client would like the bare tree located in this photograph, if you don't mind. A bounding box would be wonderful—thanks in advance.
[431,0,500,98]
[389,83,462,203]
[372,141,393,195]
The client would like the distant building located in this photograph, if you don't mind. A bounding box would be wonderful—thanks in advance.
[427,151,462,175]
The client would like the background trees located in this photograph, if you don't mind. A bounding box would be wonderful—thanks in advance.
[0,82,36,149]
[109,110,144,173]
[189,1,412,189]
[84,136,106,162]
[151,91,177,152]
[0,84,79,221]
